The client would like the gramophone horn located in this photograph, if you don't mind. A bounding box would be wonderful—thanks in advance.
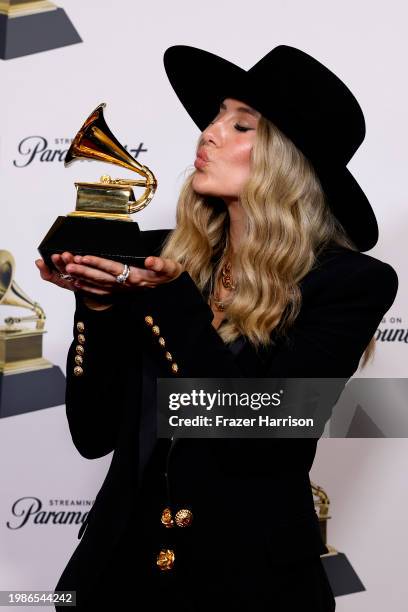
[65,103,157,213]
[0,250,45,328]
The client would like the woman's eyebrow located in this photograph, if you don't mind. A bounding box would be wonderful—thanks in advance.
[220,101,258,117]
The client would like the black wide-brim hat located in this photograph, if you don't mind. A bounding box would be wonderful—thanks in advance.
[163,44,378,252]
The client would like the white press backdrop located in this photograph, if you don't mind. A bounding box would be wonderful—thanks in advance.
[1,1,407,610]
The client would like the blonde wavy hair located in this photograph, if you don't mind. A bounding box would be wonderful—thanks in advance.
[161,115,375,370]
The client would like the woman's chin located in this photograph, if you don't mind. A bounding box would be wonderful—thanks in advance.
[192,174,221,195]
[192,174,212,196]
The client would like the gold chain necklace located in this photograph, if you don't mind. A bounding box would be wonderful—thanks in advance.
[211,260,236,311]
[221,261,235,290]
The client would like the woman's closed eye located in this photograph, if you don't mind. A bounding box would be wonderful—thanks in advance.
[207,120,254,132]
[234,124,255,132]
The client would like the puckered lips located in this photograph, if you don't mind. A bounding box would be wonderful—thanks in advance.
[194,147,210,170]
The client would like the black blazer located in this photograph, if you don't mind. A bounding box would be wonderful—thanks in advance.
[55,231,398,606]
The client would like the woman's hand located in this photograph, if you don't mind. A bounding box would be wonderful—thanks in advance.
[36,252,184,297]
[35,252,77,292]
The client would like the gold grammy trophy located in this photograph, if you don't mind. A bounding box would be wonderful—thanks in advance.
[0,250,50,374]
[0,250,65,418]
[312,481,337,556]
[311,481,365,598]
[38,103,160,271]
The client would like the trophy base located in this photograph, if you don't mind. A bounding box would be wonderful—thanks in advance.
[0,357,52,374]
[68,211,133,222]
[320,551,365,597]
[0,7,81,60]
[38,216,171,271]
[0,365,66,418]
[0,328,49,373]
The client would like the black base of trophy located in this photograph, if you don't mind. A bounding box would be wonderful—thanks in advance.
[321,552,365,597]
[38,216,171,271]
[0,365,66,419]
[0,8,81,60]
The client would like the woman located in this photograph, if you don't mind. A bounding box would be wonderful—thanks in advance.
[37,45,398,611]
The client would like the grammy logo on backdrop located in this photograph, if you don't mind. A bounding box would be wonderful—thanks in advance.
[0,1,81,60]
[0,250,65,418]
[313,482,365,598]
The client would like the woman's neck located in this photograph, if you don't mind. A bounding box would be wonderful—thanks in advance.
[224,198,245,254]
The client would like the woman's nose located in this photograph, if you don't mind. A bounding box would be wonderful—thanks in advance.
[201,122,220,146]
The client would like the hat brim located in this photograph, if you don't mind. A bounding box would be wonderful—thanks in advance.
[164,45,249,131]
[164,45,378,252]
[319,164,378,252]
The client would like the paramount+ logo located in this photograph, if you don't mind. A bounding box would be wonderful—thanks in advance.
[376,315,408,344]
[13,137,148,168]
[6,496,94,529]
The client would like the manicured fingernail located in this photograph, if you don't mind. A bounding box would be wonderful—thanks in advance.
[74,256,82,263]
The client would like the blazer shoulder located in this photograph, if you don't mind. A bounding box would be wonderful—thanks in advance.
[329,247,396,276]
[301,245,399,310]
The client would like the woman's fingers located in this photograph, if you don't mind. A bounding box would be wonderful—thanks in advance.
[74,255,123,276]
[74,254,177,279]
[65,262,117,285]
[61,251,75,266]
[51,253,69,275]
[144,256,182,280]
[67,255,158,286]
[35,258,76,291]
[35,258,54,281]
[36,253,73,279]
[55,254,182,291]
[36,254,111,295]
[144,256,163,272]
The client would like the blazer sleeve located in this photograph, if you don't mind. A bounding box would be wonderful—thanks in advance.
[134,258,399,379]
[65,293,141,460]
